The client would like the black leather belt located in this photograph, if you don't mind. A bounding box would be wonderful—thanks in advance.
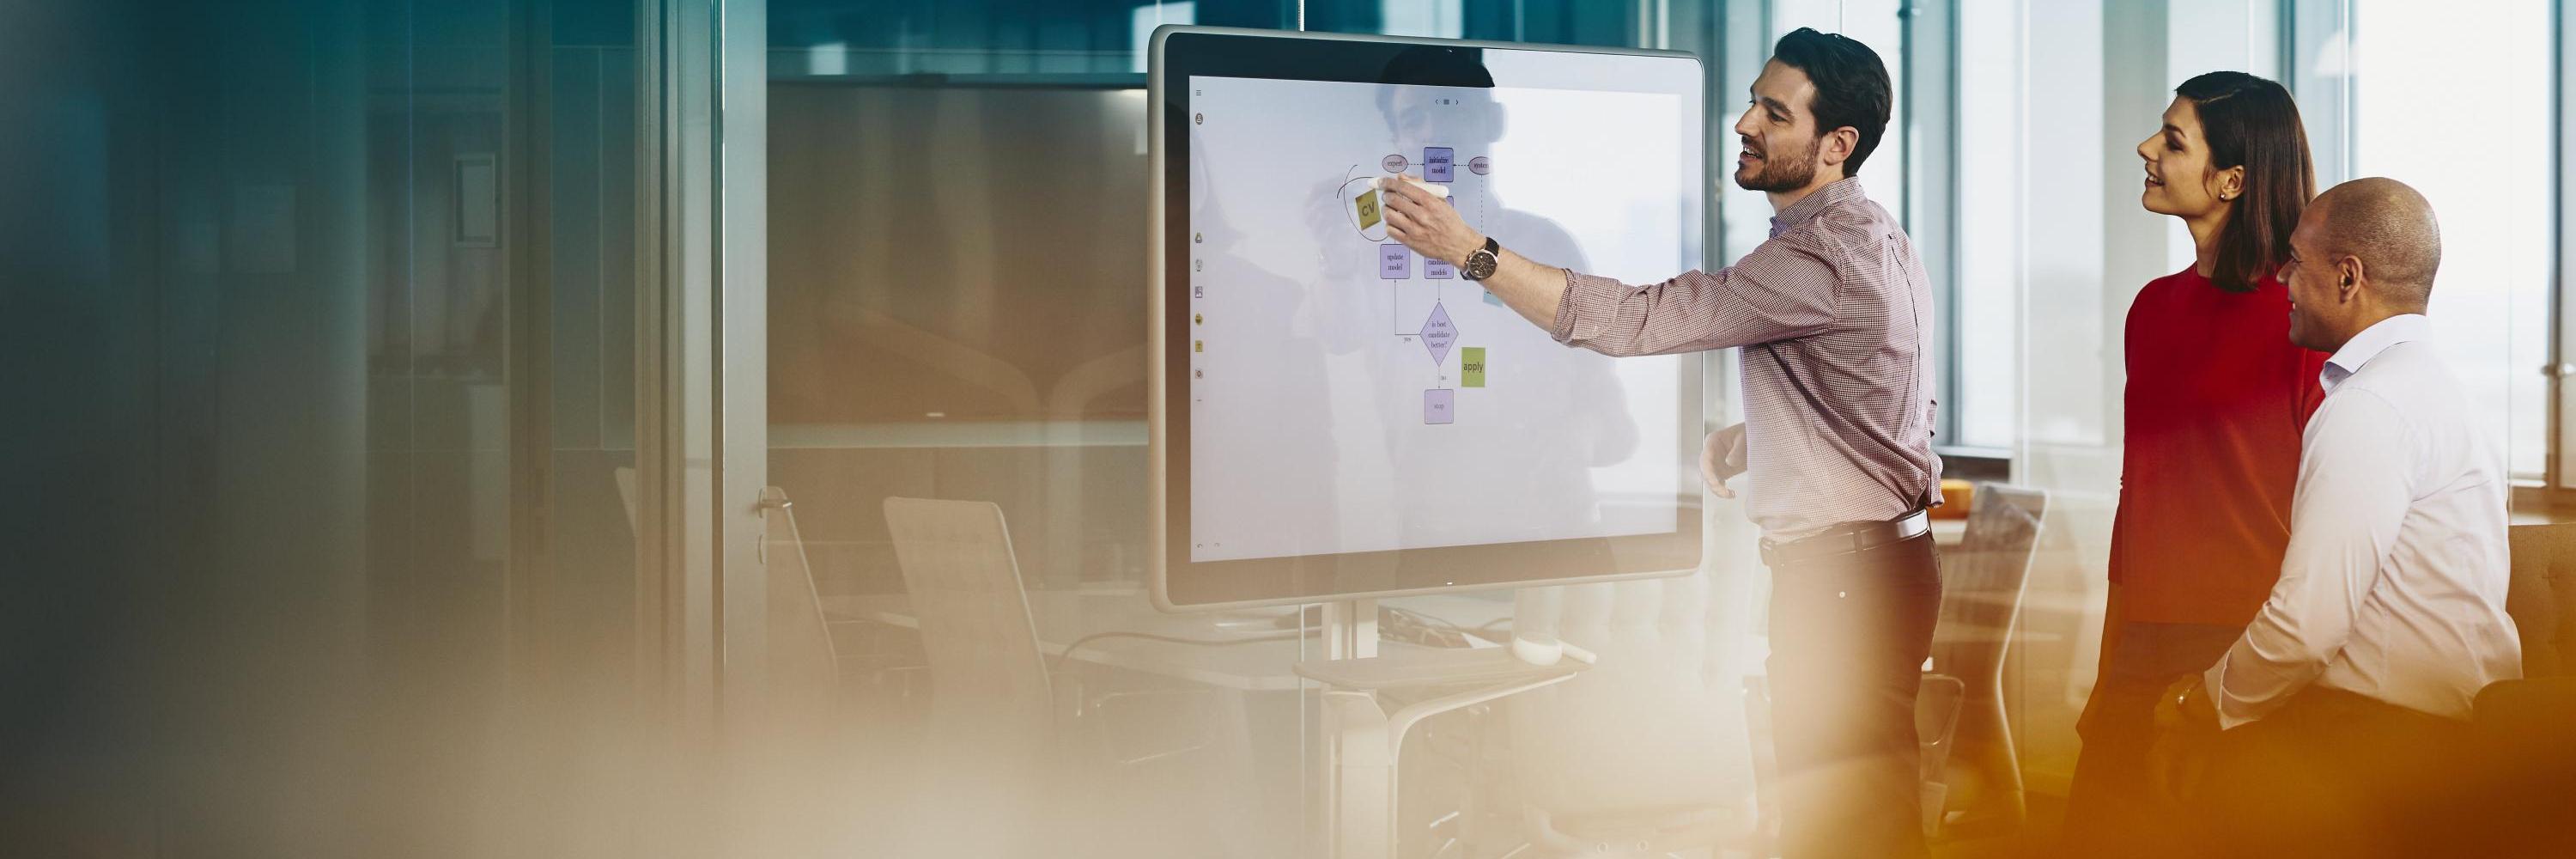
[1759,509,1933,568]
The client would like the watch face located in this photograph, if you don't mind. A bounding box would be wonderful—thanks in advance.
[1466,252,1500,280]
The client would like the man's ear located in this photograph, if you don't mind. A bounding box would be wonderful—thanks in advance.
[2337,256,2366,302]
[1820,126,1858,168]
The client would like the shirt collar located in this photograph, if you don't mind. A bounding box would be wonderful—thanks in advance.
[1769,177,1864,239]
[2320,314,2431,393]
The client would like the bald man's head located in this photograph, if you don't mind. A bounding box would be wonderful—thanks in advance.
[2312,177,2442,309]
[2281,177,2444,351]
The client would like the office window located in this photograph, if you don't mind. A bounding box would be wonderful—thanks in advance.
[1880,0,2300,795]
[1814,0,2021,453]
[2344,0,2552,479]
[1948,0,2020,450]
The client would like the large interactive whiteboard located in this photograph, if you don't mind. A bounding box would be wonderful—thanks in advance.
[1149,27,1705,611]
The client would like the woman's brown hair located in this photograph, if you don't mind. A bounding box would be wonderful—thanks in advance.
[2177,70,2316,293]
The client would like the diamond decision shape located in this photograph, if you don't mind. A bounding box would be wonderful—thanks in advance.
[1419,302,1457,365]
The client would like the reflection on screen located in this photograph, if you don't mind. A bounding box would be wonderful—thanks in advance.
[1186,75,1687,564]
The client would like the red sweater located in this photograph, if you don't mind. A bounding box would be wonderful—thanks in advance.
[2110,267,2328,626]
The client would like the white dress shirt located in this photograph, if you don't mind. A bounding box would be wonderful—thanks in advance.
[2203,314,2522,728]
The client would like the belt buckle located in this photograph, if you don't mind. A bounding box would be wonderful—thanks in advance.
[1824,531,1867,560]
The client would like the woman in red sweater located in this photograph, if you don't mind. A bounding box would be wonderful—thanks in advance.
[2059,71,2327,855]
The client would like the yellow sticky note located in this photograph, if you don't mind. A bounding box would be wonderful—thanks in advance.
[1355,189,1382,230]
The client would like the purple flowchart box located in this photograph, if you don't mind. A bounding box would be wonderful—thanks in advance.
[1424,389,1455,424]
[1424,147,1455,182]
[1425,256,1454,279]
[1380,244,1410,279]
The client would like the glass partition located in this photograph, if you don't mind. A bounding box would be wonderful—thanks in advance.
[16,0,2551,854]
[0,0,673,854]
[762,2,1746,856]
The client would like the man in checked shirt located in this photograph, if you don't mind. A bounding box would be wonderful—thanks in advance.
[1380,28,1942,859]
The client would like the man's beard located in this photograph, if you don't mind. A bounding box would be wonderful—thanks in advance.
[1735,135,1820,193]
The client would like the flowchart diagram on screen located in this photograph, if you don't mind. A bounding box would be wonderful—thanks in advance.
[1333,148,1502,426]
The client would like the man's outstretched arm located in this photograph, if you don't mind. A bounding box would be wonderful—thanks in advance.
[1376,176,1566,329]
[1377,175,1837,357]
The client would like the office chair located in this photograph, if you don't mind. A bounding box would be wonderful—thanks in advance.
[1733,486,2049,847]
[614,465,639,534]
[2501,523,2575,679]
[616,469,920,722]
[1913,672,1967,836]
[760,486,854,727]
[2463,523,2576,856]
[881,497,1059,764]
[1922,483,2048,839]
[880,497,1215,769]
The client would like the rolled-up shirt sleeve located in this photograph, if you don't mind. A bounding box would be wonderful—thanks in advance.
[1548,235,1841,357]
[2202,389,2414,729]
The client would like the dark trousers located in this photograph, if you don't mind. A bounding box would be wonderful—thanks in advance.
[1765,531,1942,859]
[2193,686,2474,859]
[2061,621,2244,857]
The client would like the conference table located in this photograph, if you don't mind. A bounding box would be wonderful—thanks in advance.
[817,587,1526,691]
[817,521,2037,694]
[825,524,2038,859]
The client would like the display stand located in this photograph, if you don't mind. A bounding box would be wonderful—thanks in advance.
[1298,598,1590,859]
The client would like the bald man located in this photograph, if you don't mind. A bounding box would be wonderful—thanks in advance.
[2153,178,2521,858]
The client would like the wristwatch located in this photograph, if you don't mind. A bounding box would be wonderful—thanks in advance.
[1462,236,1501,281]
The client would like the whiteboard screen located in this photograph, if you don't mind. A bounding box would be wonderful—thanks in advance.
[1151,27,1704,609]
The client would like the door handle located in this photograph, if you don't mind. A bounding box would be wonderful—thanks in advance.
[756,487,791,564]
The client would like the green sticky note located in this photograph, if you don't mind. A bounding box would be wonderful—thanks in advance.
[1461,347,1485,387]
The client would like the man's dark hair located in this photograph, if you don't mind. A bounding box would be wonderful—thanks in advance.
[2175,70,2316,293]
[1769,27,1893,176]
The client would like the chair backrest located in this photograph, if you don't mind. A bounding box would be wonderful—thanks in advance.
[1933,484,2049,676]
[614,466,639,534]
[762,487,841,718]
[2506,523,2576,679]
[1506,574,1751,820]
[882,497,1054,748]
[1926,483,2047,828]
